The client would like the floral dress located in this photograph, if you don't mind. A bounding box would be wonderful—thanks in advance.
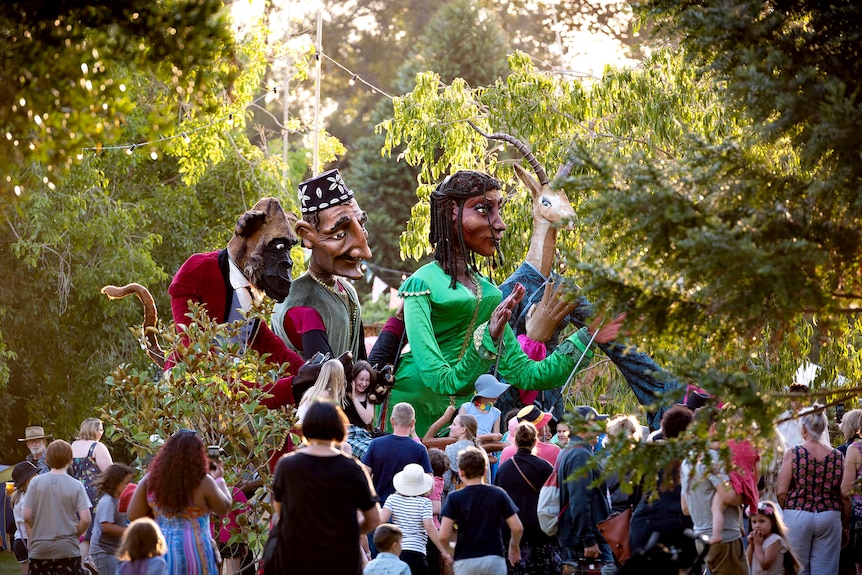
[147,494,218,575]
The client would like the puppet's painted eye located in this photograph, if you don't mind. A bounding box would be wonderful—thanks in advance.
[275,243,285,250]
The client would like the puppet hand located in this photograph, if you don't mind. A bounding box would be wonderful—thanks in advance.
[589,312,626,344]
[525,280,578,343]
[338,351,354,381]
[490,283,525,340]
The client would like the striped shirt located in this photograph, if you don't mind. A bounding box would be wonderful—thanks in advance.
[383,493,433,554]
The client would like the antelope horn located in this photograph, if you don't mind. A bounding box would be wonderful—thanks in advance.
[466,120,550,187]
[554,161,573,180]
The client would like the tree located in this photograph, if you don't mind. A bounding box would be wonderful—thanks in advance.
[345,0,514,291]
[381,2,862,500]
[0,26,306,459]
[0,0,238,196]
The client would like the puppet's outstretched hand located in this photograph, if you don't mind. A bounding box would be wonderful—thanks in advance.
[525,280,578,343]
[589,313,626,344]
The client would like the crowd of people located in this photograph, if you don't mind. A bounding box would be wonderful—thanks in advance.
[5,388,858,575]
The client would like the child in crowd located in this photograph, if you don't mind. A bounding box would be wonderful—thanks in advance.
[10,461,39,575]
[365,524,411,575]
[380,463,452,575]
[426,449,451,575]
[459,374,509,435]
[439,447,523,575]
[296,358,348,422]
[89,463,134,575]
[444,414,488,491]
[116,517,168,575]
[746,501,799,575]
[550,421,570,448]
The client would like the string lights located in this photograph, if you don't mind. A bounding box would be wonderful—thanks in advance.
[80,50,392,156]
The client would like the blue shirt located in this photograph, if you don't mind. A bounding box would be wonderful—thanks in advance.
[363,552,411,575]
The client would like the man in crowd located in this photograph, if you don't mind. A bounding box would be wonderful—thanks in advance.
[20,425,51,475]
[680,410,750,575]
[557,406,613,570]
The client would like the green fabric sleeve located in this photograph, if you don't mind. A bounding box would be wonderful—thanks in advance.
[498,326,595,391]
[401,283,491,396]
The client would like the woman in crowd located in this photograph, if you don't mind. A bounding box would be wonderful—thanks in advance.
[344,360,376,459]
[10,461,39,575]
[270,400,380,574]
[842,409,862,575]
[23,439,92,575]
[777,406,848,575]
[604,414,643,516]
[494,422,561,575]
[296,358,348,423]
[628,405,696,570]
[70,417,114,567]
[388,170,625,435]
[127,429,232,575]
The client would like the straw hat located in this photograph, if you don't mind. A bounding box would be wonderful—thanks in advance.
[18,426,52,442]
[516,405,553,430]
[393,463,434,497]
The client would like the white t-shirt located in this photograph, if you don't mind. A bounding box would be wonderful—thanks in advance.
[750,533,786,575]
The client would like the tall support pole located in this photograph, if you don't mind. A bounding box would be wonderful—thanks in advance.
[312,8,322,176]
[282,0,291,189]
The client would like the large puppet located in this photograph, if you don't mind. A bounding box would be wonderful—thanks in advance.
[270,169,404,394]
[388,170,625,435]
[469,125,682,430]
[103,197,309,408]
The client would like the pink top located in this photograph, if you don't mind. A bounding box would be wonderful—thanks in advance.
[210,487,248,543]
[429,476,444,529]
[728,439,760,511]
[499,441,560,467]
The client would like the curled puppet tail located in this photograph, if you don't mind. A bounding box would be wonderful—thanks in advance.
[101,283,166,369]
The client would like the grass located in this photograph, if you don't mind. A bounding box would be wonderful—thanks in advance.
[0,552,19,575]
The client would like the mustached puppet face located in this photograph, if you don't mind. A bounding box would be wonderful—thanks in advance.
[296,199,372,280]
[227,198,298,302]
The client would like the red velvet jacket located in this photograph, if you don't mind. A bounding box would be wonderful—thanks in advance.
[168,249,304,408]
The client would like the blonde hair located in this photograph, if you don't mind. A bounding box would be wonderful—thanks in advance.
[840,409,862,443]
[606,414,643,443]
[299,359,347,409]
[454,414,481,448]
[116,517,167,561]
[77,417,103,441]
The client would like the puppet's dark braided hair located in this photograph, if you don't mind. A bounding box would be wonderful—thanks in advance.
[430,170,504,289]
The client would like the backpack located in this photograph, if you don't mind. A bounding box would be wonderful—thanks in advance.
[537,463,566,536]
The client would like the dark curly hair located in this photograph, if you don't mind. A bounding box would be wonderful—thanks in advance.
[146,430,207,515]
[95,463,134,498]
[430,170,504,288]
